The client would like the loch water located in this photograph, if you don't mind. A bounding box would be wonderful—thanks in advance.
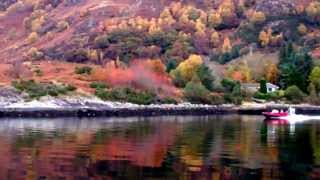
[0,115,319,179]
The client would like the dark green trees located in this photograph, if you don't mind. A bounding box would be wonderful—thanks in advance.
[278,42,313,92]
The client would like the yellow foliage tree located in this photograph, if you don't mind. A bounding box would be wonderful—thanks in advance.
[148,18,161,34]
[259,29,271,47]
[297,23,308,35]
[195,19,206,35]
[265,63,278,84]
[250,11,266,24]
[218,0,234,18]
[31,16,45,32]
[133,16,150,30]
[210,31,220,48]
[159,7,175,26]
[222,37,232,53]
[27,32,39,44]
[179,12,190,24]
[306,2,320,21]
[172,54,203,82]
[208,11,222,28]
[88,49,99,61]
[240,61,252,82]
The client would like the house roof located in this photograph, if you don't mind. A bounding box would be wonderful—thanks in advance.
[266,83,279,89]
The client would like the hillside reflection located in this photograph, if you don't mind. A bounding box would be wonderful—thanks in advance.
[0,115,320,179]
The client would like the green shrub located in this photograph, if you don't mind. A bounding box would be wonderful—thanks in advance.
[90,81,108,89]
[254,91,269,100]
[12,80,75,99]
[95,89,111,100]
[221,78,238,92]
[221,78,243,104]
[196,64,215,91]
[75,66,92,75]
[184,77,210,104]
[171,70,187,88]
[285,85,305,103]
[95,87,156,105]
[127,91,155,105]
[209,94,225,105]
[160,97,178,104]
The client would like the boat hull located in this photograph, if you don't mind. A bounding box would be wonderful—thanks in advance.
[263,112,288,120]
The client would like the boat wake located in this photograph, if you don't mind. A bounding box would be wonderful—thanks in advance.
[264,107,320,124]
[279,115,320,123]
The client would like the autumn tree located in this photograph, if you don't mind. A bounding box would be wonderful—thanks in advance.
[210,31,220,48]
[297,23,308,35]
[265,62,278,84]
[159,7,175,26]
[309,66,320,91]
[239,61,252,82]
[148,18,161,34]
[145,59,166,74]
[208,11,222,28]
[27,32,39,44]
[26,47,44,61]
[170,54,203,86]
[221,37,232,53]
[259,28,272,47]
[31,15,45,32]
[218,0,235,19]
[306,1,320,22]
[188,7,201,21]
[170,2,183,18]
[195,19,206,34]
[184,75,210,104]
[179,12,190,24]
[250,11,266,24]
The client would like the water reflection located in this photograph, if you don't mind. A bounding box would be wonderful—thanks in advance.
[0,115,320,179]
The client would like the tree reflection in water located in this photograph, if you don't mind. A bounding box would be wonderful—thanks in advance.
[0,115,319,179]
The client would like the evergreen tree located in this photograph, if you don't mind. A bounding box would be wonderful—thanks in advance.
[278,42,313,92]
[196,64,215,91]
[259,79,267,94]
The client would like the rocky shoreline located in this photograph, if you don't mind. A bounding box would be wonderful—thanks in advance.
[0,88,320,118]
[0,105,237,118]
[1,100,320,118]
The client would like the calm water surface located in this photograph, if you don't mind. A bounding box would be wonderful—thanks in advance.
[0,115,320,179]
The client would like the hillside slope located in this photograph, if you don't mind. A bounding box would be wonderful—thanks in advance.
[0,0,318,105]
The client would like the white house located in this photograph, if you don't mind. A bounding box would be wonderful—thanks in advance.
[266,83,279,93]
[241,83,279,93]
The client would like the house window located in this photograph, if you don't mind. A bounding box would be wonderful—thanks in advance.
[268,88,272,92]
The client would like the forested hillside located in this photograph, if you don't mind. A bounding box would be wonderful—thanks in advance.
[1,0,320,104]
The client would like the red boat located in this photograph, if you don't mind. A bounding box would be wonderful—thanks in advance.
[263,110,288,119]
